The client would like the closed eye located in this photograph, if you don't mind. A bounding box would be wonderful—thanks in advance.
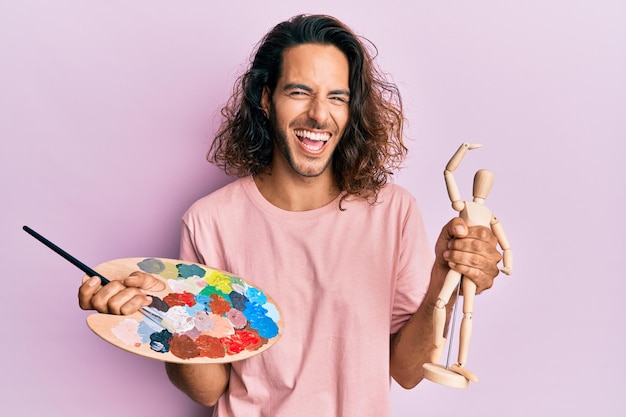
[330,96,349,103]
[283,84,313,98]
[329,89,350,104]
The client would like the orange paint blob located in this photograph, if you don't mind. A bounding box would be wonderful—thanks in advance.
[209,294,231,315]
[196,335,226,358]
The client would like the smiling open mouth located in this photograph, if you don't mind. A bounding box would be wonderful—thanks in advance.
[294,129,330,152]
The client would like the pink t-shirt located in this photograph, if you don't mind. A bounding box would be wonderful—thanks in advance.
[180,176,433,417]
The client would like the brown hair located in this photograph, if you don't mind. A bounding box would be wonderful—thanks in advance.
[208,14,406,206]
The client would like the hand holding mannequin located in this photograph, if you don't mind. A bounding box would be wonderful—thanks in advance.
[423,143,513,388]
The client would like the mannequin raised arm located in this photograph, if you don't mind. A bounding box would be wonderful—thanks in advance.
[444,143,482,211]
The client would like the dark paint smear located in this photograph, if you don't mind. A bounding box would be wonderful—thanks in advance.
[150,329,173,353]
[148,296,170,312]
[229,291,249,311]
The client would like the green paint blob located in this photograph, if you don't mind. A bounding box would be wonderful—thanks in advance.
[177,263,206,278]
[199,285,231,301]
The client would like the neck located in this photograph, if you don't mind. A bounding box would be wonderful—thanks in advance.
[254,167,341,212]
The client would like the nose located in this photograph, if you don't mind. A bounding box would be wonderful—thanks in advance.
[307,98,330,125]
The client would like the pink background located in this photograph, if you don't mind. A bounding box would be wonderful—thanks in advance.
[1,1,624,416]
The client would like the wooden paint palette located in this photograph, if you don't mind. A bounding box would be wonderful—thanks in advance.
[86,257,283,364]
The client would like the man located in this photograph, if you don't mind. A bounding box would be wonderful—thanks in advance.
[79,14,502,416]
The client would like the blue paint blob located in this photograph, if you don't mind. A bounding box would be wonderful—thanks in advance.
[243,301,266,321]
[245,287,267,305]
[195,293,212,306]
[137,258,166,274]
[185,302,206,316]
[244,301,279,339]
[255,316,279,339]
[262,303,281,323]
[177,263,206,278]
[138,320,162,343]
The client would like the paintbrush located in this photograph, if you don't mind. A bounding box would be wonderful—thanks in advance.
[22,225,168,327]
[23,225,111,284]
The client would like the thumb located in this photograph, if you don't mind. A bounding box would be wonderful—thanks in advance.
[124,271,167,292]
[441,217,468,241]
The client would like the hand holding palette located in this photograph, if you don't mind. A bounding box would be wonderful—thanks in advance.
[22,226,283,364]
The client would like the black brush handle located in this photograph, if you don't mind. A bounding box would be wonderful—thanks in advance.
[22,225,111,284]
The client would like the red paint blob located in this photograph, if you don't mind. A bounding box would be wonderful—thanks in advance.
[221,330,264,355]
[164,291,197,307]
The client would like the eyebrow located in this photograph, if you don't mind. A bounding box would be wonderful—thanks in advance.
[283,83,351,97]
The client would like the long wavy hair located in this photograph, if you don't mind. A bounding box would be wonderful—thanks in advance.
[208,14,406,206]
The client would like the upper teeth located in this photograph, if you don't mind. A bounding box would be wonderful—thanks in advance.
[294,130,330,141]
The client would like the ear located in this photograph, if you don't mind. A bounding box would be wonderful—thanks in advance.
[261,86,270,117]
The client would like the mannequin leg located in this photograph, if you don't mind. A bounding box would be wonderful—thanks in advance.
[433,269,462,349]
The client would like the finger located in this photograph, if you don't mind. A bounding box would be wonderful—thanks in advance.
[449,263,496,294]
[100,286,152,315]
[435,218,468,263]
[118,293,155,316]
[462,226,498,247]
[447,236,500,260]
[445,236,501,289]
[78,276,102,310]
[87,279,146,314]
[447,226,501,265]
[446,245,500,275]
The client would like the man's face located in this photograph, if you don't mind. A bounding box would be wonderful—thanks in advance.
[262,43,350,178]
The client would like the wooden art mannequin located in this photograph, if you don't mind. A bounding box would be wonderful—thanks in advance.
[422,143,513,388]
